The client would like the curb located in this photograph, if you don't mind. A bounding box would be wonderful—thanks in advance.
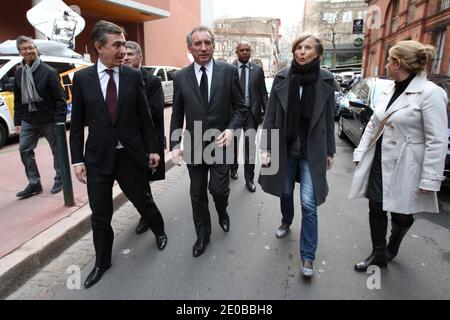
[0,154,174,299]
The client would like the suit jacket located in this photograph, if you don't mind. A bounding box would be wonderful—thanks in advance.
[349,73,448,214]
[170,60,248,162]
[258,67,336,206]
[70,64,158,175]
[141,67,165,180]
[232,61,268,124]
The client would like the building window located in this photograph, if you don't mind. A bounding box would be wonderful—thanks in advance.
[342,11,352,23]
[431,29,446,74]
[323,12,337,24]
[407,0,415,23]
[357,11,366,20]
[441,0,450,11]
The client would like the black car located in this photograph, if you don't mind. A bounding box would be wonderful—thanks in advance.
[336,77,391,146]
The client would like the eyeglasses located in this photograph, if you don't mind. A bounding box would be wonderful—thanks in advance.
[19,46,36,52]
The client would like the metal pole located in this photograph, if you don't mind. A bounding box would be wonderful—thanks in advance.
[55,122,75,206]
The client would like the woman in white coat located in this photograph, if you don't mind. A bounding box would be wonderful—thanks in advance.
[349,40,448,272]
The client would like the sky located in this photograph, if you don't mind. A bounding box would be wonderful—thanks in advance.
[213,0,305,29]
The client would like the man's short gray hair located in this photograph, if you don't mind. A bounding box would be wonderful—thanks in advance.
[186,26,215,47]
[125,41,142,59]
[16,36,34,51]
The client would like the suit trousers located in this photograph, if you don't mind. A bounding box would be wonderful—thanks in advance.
[231,112,258,182]
[87,149,164,269]
[187,163,230,239]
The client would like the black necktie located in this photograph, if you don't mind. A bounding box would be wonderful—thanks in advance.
[240,64,247,93]
[105,69,118,122]
[200,66,208,105]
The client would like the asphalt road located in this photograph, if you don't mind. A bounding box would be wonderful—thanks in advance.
[49,128,450,300]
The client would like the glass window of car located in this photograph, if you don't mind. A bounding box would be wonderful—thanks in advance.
[166,68,177,81]
[156,68,166,81]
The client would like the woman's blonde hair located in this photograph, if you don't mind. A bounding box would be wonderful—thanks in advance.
[388,40,435,74]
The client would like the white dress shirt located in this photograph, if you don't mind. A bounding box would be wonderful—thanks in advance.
[194,60,213,102]
[97,60,120,100]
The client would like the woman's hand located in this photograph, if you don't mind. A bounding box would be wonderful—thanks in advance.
[261,152,271,167]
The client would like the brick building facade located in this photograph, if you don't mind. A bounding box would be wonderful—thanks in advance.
[363,0,450,77]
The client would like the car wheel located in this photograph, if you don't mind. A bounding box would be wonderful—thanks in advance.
[338,116,346,140]
[0,123,7,148]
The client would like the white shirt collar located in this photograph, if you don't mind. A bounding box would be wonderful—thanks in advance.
[97,60,120,74]
[194,59,213,73]
[237,60,249,68]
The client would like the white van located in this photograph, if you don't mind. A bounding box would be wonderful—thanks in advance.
[142,65,180,105]
[0,55,91,147]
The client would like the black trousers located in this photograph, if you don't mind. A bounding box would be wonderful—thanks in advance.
[231,112,258,182]
[187,163,230,239]
[369,200,414,228]
[87,149,164,269]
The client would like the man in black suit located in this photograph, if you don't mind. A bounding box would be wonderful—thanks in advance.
[170,26,247,257]
[122,40,166,235]
[230,41,268,192]
[70,21,167,289]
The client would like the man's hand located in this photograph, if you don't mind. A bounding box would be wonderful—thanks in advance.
[15,126,20,134]
[74,164,87,184]
[216,129,233,148]
[327,156,334,170]
[261,152,271,167]
[148,153,160,169]
[172,149,183,166]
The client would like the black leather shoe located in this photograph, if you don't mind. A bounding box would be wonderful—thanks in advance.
[135,218,150,235]
[246,181,256,193]
[219,219,230,232]
[354,250,387,272]
[16,183,43,199]
[193,237,210,257]
[50,181,63,194]
[156,234,168,250]
[230,170,238,180]
[84,264,111,289]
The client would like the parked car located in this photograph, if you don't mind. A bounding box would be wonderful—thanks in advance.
[0,55,91,147]
[142,65,180,105]
[333,80,343,120]
[336,77,391,146]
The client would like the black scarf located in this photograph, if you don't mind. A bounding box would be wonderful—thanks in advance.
[286,58,320,148]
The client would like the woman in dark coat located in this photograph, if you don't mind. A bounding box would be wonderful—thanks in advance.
[258,34,336,277]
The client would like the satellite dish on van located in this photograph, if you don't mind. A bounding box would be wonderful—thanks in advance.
[26,0,85,50]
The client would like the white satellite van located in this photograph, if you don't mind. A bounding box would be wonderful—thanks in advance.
[0,0,90,147]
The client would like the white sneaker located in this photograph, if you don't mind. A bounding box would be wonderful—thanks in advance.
[301,261,314,277]
[276,224,290,238]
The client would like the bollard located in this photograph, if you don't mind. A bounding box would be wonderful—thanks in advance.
[55,122,75,206]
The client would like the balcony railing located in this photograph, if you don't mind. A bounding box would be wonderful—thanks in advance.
[442,0,450,11]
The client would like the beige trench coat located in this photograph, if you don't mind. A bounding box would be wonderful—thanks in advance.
[349,73,448,214]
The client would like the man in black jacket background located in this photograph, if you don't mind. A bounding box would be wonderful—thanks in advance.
[122,40,166,235]
[14,36,67,199]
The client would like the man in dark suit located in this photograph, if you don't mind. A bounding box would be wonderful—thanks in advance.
[70,21,167,289]
[170,26,247,257]
[230,41,268,192]
[122,40,166,235]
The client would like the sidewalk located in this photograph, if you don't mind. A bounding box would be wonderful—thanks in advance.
[0,107,173,297]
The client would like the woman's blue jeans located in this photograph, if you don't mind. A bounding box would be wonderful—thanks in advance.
[280,154,318,262]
